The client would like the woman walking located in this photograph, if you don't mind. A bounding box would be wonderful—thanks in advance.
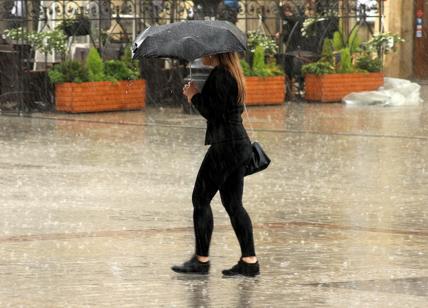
[171,52,259,277]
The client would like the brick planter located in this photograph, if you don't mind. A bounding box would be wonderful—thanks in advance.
[245,76,285,105]
[304,72,384,103]
[55,80,146,113]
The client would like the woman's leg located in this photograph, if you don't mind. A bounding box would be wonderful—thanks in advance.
[219,165,256,258]
[192,151,219,257]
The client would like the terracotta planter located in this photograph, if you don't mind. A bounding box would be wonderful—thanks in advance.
[304,72,384,103]
[245,76,285,105]
[55,79,146,113]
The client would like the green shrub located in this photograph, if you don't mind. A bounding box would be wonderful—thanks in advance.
[332,27,361,55]
[240,53,283,77]
[48,69,65,84]
[332,30,344,51]
[348,26,362,54]
[105,60,139,80]
[252,46,266,71]
[356,55,382,72]
[266,61,284,76]
[48,45,142,84]
[120,46,140,79]
[48,60,88,84]
[240,59,253,76]
[321,38,334,64]
[86,48,105,82]
[302,27,403,76]
[251,46,273,77]
[243,31,284,77]
[301,62,335,75]
[363,32,405,57]
[49,54,141,84]
[338,48,354,73]
[247,32,278,57]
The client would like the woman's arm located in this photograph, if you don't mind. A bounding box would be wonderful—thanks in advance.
[182,77,213,119]
[190,92,212,119]
[191,67,236,119]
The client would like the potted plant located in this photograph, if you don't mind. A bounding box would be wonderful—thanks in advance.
[302,27,403,103]
[50,47,146,113]
[56,15,91,37]
[3,27,68,111]
[241,32,286,105]
[3,27,67,65]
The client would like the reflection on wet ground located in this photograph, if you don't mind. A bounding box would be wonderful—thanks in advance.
[307,276,428,297]
[0,86,427,306]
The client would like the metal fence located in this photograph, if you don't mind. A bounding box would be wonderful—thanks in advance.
[0,0,384,112]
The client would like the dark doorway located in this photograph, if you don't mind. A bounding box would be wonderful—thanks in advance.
[415,0,428,79]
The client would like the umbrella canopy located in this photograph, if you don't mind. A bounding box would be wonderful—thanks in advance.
[132,20,247,62]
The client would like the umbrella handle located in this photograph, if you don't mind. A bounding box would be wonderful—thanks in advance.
[189,62,192,80]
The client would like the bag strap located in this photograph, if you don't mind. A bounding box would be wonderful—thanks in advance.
[243,102,255,140]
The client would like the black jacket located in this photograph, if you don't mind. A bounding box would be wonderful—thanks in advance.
[191,66,249,145]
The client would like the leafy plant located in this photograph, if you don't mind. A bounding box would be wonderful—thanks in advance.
[49,47,141,84]
[105,60,138,80]
[301,61,335,75]
[241,46,283,77]
[252,46,269,75]
[43,30,67,55]
[48,60,88,83]
[362,32,405,58]
[266,62,284,76]
[103,46,140,80]
[303,25,364,75]
[355,55,382,72]
[332,26,361,55]
[4,27,66,55]
[56,15,91,37]
[242,31,283,77]
[247,32,278,57]
[86,48,105,82]
[240,59,252,76]
[302,19,403,77]
[120,46,140,79]
[337,48,354,73]
[302,17,329,38]
[321,38,334,64]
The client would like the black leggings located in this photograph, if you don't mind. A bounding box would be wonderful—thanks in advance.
[192,141,256,258]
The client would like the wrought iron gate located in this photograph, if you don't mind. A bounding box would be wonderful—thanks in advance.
[0,1,383,111]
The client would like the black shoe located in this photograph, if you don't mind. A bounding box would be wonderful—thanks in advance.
[171,255,210,275]
[222,259,260,277]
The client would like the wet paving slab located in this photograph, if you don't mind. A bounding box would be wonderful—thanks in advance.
[0,86,427,306]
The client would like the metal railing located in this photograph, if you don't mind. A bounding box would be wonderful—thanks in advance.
[0,0,383,111]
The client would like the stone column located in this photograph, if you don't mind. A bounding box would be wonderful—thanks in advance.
[383,0,415,78]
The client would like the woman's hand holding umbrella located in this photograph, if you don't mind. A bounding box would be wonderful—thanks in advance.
[182,81,199,103]
[132,20,247,104]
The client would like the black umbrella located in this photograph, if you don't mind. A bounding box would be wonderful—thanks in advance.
[132,20,247,78]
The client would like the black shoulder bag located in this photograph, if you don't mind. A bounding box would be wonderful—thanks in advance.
[245,141,271,176]
[243,105,271,176]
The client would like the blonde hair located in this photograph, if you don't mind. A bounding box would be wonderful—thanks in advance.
[213,53,246,104]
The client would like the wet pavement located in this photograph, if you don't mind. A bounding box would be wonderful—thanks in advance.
[1,85,428,307]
